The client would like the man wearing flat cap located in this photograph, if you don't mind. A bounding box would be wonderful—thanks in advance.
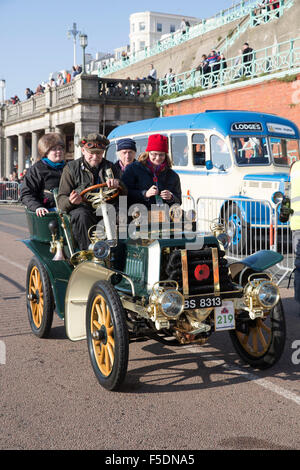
[57,133,126,250]
[113,138,137,179]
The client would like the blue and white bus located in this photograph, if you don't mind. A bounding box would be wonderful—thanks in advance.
[106,111,300,250]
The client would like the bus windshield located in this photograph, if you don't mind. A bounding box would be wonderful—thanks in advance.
[269,137,300,166]
[231,137,270,166]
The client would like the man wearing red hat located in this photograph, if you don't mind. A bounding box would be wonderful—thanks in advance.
[121,134,181,210]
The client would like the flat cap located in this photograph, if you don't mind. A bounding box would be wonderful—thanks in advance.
[79,133,110,151]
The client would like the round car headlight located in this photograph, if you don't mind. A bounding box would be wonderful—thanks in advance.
[272,191,284,205]
[158,290,184,318]
[93,241,110,259]
[257,281,279,308]
[217,232,231,249]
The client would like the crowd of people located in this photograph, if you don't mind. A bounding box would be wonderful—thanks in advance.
[8,65,83,105]
[15,132,181,251]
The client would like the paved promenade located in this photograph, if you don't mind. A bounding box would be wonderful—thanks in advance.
[0,205,299,451]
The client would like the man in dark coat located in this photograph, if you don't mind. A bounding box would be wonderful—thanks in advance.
[57,133,126,250]
[20,133,65,216]
[242,42,254,76]
[113,138,137,179]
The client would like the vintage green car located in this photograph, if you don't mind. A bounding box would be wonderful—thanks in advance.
[23,184,286,391]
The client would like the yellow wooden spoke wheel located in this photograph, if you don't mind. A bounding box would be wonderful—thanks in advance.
[236,317,272,358]
[26,257,54,338]
[90,294,115,376]
[230,299,286,369]
[86,280,129,390]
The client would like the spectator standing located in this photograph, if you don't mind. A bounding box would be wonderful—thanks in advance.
[207,50,220,87]
[148,64,157,81]
[242,42,254,76]
[57,73,64,86]
[165,68,175,84]
[71,66,79,81]
[180,18,190,36]
[35,84,44,95]
[197,54,211,85]
[25,88,34,99]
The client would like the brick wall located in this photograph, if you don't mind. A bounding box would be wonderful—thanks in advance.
[163,74,300,130]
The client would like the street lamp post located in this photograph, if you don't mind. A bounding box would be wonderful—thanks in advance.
[79,34,88,74]
[67,22,80,66]
[0,80,6,104]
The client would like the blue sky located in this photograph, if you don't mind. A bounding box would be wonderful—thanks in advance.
[0,0,237,100]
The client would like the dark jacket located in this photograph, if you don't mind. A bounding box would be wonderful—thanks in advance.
[112,160,124,180]
[121,160,182,208]
[57,157,126,213]
[20,159,64,212]
[242,47,253,64]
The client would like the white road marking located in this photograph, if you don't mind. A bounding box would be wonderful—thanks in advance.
[0,255,27,272]
[185,345,300,406]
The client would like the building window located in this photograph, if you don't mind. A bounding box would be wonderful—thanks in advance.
[139,22,145,31]
[139,41,145,50]
[132,23,135,32]
[157,23,162,32]
[170,24,175,33]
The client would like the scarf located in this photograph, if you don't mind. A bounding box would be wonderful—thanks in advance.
[145,158,168,183]
[42,157,65,170]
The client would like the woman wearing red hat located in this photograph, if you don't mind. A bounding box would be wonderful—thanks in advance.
[122,134,181,209]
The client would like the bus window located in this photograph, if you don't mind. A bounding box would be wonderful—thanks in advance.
[270,137,300,166]
[106,142,117,162]
[134,136,148,156]
[170,133,188,166]
[232,137,270,165]
[192,134,206,166]
[210,135,232,170]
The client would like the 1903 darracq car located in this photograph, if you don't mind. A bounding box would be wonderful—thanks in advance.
[23,183,286,391]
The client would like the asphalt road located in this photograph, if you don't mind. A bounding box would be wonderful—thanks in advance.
[0,204,299,452]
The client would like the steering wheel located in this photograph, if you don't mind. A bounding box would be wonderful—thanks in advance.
[80,183,120,209]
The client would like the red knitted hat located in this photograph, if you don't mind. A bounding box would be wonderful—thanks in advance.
[146,134,168,153]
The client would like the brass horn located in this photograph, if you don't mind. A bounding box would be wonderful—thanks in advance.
[52,238,66,261]
[48,220,65,261]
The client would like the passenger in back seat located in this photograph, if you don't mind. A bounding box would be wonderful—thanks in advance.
[20,133,65,216]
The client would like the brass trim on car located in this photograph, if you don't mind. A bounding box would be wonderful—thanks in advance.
[181,249,189,295]
[211,247,220,296]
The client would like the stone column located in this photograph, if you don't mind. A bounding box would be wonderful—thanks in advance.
[5,136,13,177]
[31,131,39,164]
[74,120,100,160]
[18,134,26,177]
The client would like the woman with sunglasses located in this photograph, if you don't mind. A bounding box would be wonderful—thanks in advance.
[20,133,66,216]
[122,134,182,209]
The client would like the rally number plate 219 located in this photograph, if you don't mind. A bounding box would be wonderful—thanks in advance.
[184,296,222,310]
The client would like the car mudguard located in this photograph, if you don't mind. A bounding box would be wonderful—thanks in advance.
[22,239,73,318]
[229,249,283,284]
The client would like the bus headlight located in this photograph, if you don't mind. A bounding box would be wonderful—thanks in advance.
[158,290,184,318]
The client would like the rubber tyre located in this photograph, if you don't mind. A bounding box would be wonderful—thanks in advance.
[26,256,54,338]
[229,299,286,369]
[225,204,250,255]
[86,280,129,391]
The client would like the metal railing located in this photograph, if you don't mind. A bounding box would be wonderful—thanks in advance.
[98,0,261,77]
[0,182,20,203]
[159,34,300,97]
[98,78,157,100]
[181,194,295,286]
